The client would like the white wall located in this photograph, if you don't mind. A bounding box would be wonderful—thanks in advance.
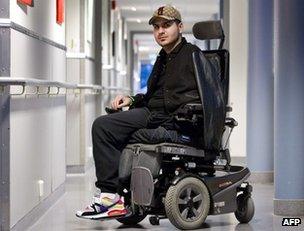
[229,0,248,157]
[66,0,98,170]
[66,0,81,52]
[100,5,131,113]
[84,95,96,164]
[10,95,66,227]
[84,60,97,165]
[9,4,66,226]
[10,0,65,45]
[85,0,95,58]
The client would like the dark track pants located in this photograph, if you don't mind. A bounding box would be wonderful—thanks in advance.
[92,107,150,193]
[92,107,182,193]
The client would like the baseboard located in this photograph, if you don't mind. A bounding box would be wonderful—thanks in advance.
[230,157,273,183]
[66,164,86,174]
[67,156,94,174]
[231,156,246,165]
[274,199,304,216]
[11,183,65,231]
[248,171,274,183]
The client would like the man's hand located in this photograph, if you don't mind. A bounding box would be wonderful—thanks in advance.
[111,95,132,110]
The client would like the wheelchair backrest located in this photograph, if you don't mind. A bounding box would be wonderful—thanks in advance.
[193,20,229,107]
[202,50,229,107]
[191,21,229,151]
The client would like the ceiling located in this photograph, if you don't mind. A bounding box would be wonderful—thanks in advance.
[116,0,220,23]
[115,0,220,59]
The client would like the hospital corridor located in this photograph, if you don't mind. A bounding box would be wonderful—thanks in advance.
[0,0,303,230]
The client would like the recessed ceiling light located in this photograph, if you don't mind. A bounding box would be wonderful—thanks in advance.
[137,19,141,23]
[131,7,137,11]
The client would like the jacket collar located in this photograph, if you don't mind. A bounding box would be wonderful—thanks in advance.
[158,37,187,58]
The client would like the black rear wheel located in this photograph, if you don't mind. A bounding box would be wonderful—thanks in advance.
[165,177,210,230]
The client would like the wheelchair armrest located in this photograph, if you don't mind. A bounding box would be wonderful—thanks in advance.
[226,106,232,112]
[225,117,238,128]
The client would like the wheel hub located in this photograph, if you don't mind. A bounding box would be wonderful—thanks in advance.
[178,187,205,220]
[165,177,211,229]
[187,198,194,208]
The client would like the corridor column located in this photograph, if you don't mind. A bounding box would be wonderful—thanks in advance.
[274,0,304,215]
[247,0,274,183]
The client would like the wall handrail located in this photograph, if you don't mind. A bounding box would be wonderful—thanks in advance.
[0,77,132,96]
[0,77,103,95]
[77,84,103,90]
[0,77,77,88]
[103,86,131,92]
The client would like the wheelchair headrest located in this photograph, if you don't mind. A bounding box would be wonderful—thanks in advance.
[192,20,224,41]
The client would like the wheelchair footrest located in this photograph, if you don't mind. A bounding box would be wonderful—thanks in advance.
[130,167,154,206]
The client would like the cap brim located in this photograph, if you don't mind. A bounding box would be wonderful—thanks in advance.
[148,15,175,25]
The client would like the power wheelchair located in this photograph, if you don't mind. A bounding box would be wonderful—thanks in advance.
[106,21,254,230]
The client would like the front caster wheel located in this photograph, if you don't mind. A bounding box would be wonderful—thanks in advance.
[165,177,210,230]
[234,194,255,223]
[149,216,160,225]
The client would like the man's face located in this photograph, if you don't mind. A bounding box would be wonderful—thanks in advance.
[152,18,183,47]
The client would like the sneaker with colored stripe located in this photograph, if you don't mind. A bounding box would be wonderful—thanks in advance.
[76,193,127,220]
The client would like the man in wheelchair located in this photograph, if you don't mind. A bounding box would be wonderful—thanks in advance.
[76,5,254,230]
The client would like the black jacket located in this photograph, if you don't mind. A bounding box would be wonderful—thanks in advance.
[132,37,201,114]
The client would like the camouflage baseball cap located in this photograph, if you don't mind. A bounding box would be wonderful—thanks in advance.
[149,5,182,25]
